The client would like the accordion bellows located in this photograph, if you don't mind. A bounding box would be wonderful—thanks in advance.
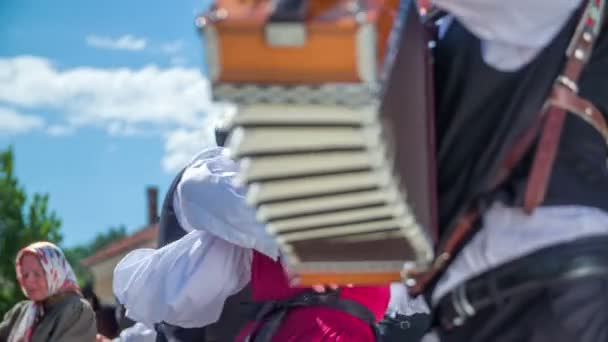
[208,0,437,285]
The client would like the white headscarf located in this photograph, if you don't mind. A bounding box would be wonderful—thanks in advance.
[10,241,80,342]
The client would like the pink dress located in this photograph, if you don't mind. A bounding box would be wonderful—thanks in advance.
[237,251,390,342]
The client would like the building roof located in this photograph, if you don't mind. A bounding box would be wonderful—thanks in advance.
[81,224,158,267]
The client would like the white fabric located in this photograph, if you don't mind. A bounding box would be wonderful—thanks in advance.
[433,203,608,303]
[113,147,276,328]
[171,146,225,234]
[175,147,279,259]
[113,230,252,328]
[433,0,583,70]
[386,283,430,317]
[113,322,157,342]
[421,332,441,342]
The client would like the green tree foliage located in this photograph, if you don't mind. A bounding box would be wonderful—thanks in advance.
[87,225,128,254]
[0,148,62,315]
[0,147,130,315]
[63,245,94,287]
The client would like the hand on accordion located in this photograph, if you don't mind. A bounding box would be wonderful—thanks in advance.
[312,284,353,293]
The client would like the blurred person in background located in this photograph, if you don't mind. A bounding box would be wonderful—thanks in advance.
[83,283,120,339]
[0,241,97,342]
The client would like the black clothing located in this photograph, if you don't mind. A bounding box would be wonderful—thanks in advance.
[378,313,431,342]
[435,12,608,237]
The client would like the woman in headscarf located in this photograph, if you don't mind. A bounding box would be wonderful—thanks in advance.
[0,241,97,342]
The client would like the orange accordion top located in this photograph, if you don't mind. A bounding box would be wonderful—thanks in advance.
[197,0,403,84]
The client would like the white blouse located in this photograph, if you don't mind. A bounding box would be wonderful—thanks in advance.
[113,147,277,328]
[114,322,157,342]
[433,0,582,71]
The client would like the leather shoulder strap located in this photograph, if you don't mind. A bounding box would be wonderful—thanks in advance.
[523,0,607,211]
[407,0,607,296]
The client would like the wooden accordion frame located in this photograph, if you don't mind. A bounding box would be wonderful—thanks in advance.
[200,0,437,286]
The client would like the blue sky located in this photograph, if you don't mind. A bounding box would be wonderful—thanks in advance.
[0,0,220,246]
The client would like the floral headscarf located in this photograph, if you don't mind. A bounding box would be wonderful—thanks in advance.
[9,241,80,342]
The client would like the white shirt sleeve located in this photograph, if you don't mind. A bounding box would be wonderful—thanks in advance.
[113,230,252,328]
[432,0,583,70]
[386,283,430,317]
[113,322,157,342]
[174,147,279,260]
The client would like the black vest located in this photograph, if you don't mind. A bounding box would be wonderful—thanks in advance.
[155,169,251,342]
[156,168,187,247]
[434,13,608,239]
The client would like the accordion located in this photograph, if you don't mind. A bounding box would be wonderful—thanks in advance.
[198,0,437,286]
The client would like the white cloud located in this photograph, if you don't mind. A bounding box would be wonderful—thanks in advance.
[0,56,214,128]
[161,104,234,172]
[86,34,147,51]
[0,107,45,134]
[170,56,188,66]
[105,121,141,136]
[163,40,188,67]
[161,40,184,55]
[46,124,75,136]
[162,128,212,172]
[0,55,224,172]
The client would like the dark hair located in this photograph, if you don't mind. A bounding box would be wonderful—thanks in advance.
[82,283,101,311]
[215,127,229,147]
